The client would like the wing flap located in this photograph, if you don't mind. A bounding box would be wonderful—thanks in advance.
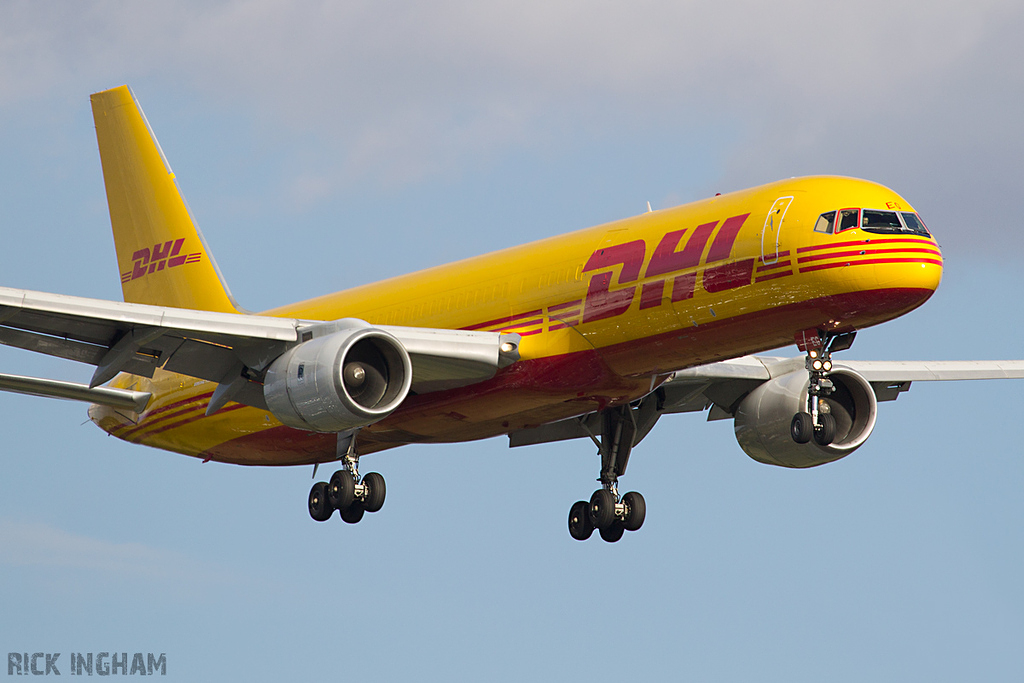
[0,326,108,365]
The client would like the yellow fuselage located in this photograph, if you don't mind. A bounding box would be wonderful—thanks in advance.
[90,175,942,465]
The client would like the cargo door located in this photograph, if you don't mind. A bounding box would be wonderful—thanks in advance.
[761,196,794,265]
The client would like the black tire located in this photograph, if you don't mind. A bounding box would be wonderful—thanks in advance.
[791,412,813,444]
[589,489,616,530]
[339,500,365,524]
[308,482,333,522]
[814,412,837,446]
[568,500,594,541]
[361,472,386,513]
[622,491,646,531]
[599,522,625,543]
[328,470,355,510]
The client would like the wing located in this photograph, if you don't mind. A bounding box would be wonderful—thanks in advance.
[0,286,519,411]
[509,354,1024,447]
[667,355,1024,406]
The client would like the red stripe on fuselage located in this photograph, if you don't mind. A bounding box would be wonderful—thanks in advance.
[112,390,215,437]
[799,257,944,273]
[120,402,211,439]
[754,271,792,283]
[798,247,942,264]
[547,300,582,312]
[550,308,580,319]
[499,318,543,330]
[796,237,935,253]
[755,259,792,272]
[758,250,790,264]
[127,403,250,443]
[462,309,543,331]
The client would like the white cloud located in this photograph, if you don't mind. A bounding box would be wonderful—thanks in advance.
[0,517,227,586]
[1,0,1021,249]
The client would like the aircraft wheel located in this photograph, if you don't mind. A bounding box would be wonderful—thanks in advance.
[791,412,813,444]
[328,470,355,510]
[339,500,365,524]
[590,489,616,530]
[622,491,646,531]
[814,413,837,446]
[361,472,386,513]
[568,500,594,541]
[308,482,333,522]
[599,522,625,543]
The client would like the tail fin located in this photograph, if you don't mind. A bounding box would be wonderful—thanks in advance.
[90,85,241,313]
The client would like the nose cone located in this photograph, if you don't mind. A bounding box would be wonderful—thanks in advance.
[851,235,943,324]
[801,232,943,331]
[909,243,943,292]
[877,235,942,300]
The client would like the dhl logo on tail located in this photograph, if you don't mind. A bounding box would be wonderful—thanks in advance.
[121,238,203,283]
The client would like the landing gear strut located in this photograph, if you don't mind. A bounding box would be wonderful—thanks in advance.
[791,330,856,447]
[568,405,647,543]
[307,432,386,524]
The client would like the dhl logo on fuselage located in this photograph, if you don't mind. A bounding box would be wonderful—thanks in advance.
[464,213,754,336]
[120,238,203,284]
[580,213,752,323]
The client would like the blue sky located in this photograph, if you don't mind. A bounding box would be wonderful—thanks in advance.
[1,1,1023,680]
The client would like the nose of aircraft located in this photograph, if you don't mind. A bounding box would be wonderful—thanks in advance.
[903,233,943,290]
[806,230,944,330]
[913,240,943,291]
[863,233,944,321]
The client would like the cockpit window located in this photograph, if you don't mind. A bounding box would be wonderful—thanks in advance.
[861,209,903,233]
[837,209,860,232]
[819,207,933,237]
[814,211,836,234]
[900,212,931,236]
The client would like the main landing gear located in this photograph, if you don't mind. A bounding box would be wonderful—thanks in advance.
[790,330,856,447]
[307,435,385,524]
[568,405,647,543]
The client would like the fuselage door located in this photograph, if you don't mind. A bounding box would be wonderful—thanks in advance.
[761,196,794,265]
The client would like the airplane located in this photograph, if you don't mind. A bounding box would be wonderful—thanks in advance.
[2,84,1022,543]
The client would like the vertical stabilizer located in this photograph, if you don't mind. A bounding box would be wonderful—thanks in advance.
[91,85,240,313]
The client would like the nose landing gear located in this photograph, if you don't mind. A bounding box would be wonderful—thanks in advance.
[568,405,649,543]
[790,330,856,447]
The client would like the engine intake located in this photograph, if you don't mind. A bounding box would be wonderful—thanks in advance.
[263,326,413,432]
[734,367,877,468]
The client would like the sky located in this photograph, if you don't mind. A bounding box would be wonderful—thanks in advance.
[1,1,1023,680]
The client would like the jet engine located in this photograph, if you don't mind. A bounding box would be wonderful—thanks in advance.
[263,326,413,432]
[733,367,877,468]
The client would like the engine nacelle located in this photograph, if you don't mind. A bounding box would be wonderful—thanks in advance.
[263,326,413,433]
[734,368,877,468]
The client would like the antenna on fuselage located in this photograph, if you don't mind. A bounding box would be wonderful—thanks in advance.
[646,201,652,213]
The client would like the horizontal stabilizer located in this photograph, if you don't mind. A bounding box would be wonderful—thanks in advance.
[0,372,151,412]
